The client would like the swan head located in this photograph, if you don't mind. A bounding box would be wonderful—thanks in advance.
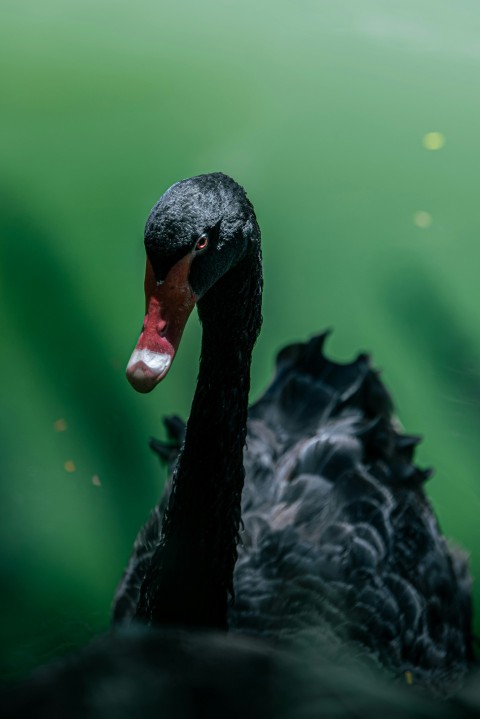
[126,172,259,393]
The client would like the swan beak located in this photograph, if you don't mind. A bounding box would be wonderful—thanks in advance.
[126,254,197,393]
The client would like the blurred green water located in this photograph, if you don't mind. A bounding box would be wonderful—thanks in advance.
[1,0,479,677]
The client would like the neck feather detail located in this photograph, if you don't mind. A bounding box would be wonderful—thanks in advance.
[135,245,263,629]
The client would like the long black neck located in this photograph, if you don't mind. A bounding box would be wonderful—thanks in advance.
[135,243,262,629]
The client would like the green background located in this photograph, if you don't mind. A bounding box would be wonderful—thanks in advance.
[1,0,479,677]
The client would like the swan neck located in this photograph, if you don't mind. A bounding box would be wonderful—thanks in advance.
[136,245,262,629]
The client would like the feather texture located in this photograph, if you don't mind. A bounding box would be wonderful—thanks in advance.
[115,332,473,693]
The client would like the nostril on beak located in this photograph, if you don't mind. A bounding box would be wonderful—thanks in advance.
[157,320,168,337]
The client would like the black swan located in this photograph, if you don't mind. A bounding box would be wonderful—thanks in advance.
[1,172,477,717]
[113,172,473,693]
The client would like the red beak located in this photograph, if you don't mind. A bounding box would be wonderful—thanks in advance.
[126,253,197,393]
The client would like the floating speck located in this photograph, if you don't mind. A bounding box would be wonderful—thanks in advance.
[422,132,445,150]
[405,671,413,685]
[413,211,432,229]
[64,460,76,473]
[54,418,68,432]
[92,475,102,487]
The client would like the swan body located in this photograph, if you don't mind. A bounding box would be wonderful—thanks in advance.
[114,173,473,693]
[232,333,472,690]
[1,173,475,717]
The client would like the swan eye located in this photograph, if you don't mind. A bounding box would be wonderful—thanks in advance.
[195,235,209,252]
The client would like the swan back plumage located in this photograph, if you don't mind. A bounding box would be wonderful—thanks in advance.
[230,332,472,691]
[137,332,473,691]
